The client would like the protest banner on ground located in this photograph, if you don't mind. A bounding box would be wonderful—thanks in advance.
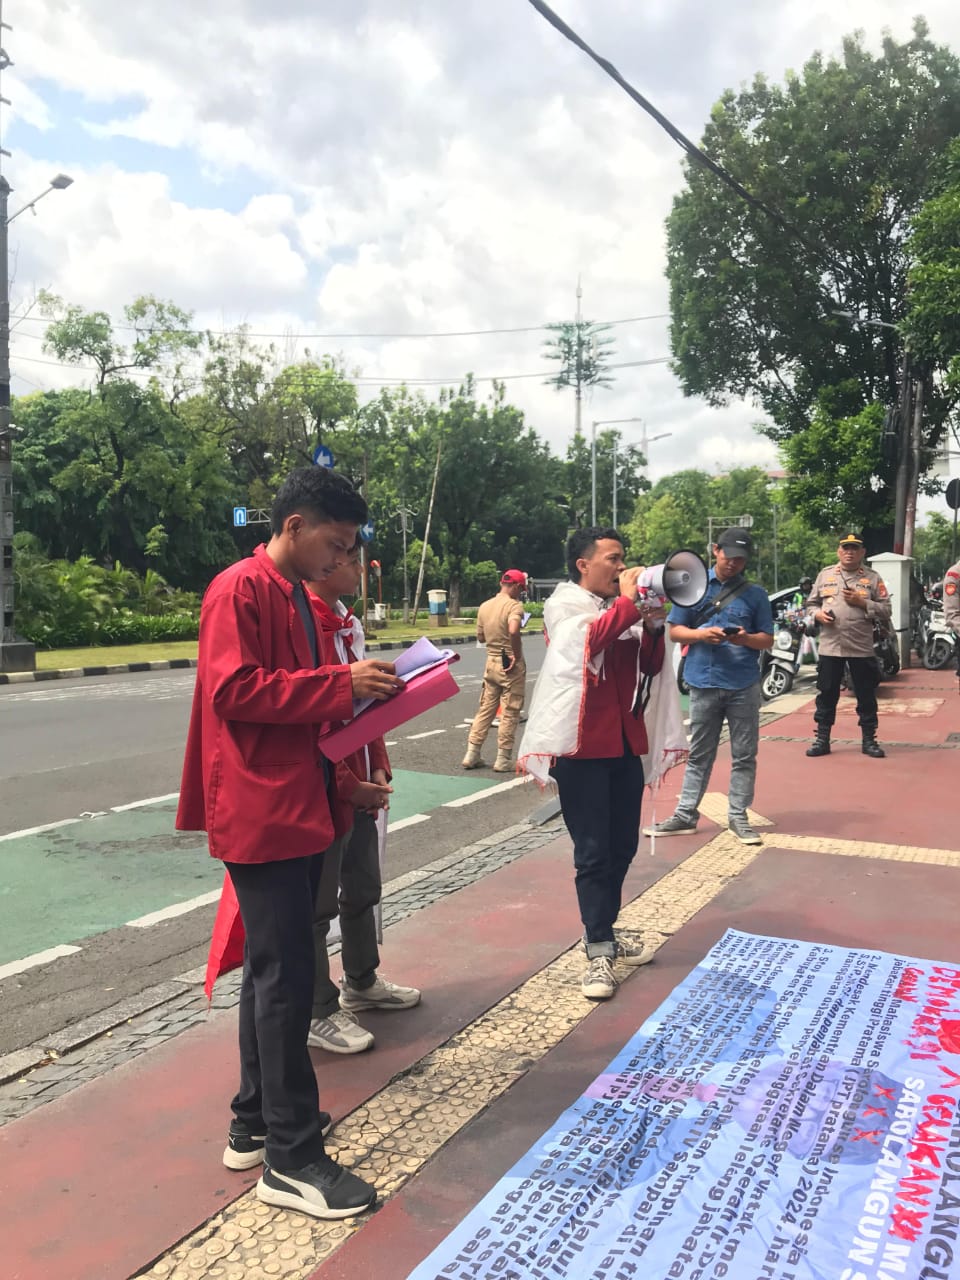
[408,929,960,1280]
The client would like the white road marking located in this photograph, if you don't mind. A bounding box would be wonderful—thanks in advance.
[384,740,399,747]
[387,813,430,832]
[0,944,82,981]
[443,776,530,807]
[0,817,80,843]
[406,729,446,740]
[126,889,222,928]
[111,793,180,813]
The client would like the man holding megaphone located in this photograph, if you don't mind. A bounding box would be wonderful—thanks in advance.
[644,528,774,846]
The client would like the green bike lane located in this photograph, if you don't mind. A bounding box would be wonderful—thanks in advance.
[0,769,502,970]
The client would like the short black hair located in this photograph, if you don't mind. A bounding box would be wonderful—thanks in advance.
[566,526,622,581]
[270,466,368,535]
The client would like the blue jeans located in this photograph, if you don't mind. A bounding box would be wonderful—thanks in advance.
[675,682,761,824]
[551,754,645,958]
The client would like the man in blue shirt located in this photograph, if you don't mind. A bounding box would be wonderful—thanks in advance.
[644,528,774,845]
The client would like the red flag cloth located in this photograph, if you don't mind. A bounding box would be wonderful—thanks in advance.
[204,872,245,1000]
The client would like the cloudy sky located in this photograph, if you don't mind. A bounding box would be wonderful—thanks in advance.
[5,0,960,497]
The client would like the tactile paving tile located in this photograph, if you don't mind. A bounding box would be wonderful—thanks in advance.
[133,830,772,1279]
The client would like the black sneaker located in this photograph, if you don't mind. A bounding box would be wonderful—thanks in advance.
[257,1152,377,1219]
[223,1112,332,1171]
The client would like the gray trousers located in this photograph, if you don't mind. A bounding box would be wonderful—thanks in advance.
[312,813,382,1019]
[674,682,762,824]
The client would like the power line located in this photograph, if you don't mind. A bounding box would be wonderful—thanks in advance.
[525,0,833,271]
[10,351,670,385]
[5,310,670,341]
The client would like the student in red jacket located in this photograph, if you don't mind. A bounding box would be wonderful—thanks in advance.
[518,527,666,1001]
[305,546,420,1056]
[177,467,402,1221]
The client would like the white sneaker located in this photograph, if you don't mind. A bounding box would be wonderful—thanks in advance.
[340,974,421,1012]
[581,955,618,1000]
[307,1010,374,1054]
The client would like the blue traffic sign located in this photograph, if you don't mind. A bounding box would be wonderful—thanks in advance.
[233,506,247,527]
[360,519,375,543]
[313,444,335,469]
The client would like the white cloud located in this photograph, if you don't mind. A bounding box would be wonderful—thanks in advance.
[6,0,960,516]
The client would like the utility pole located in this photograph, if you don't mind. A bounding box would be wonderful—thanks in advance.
[0,10,73,672]
[0,8,26,671]
[576,277,583,442]
[392,501,418,624]
[411,437,442,623]
[903,374,925,560]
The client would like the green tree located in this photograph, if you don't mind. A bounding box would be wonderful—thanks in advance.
[40,291,201,390]
[563,429,648,529]
[665,21,960,534]
[913,512,958,582]
[904,136,960,409]
[425,381,563,613]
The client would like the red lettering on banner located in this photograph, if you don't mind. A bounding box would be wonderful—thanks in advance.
[852,1129,883,1145]
[889,1203,927,1241]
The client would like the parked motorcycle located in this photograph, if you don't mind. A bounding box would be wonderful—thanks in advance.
[760,608,810,700]
[873,613,901,679]
[922,609,958,670]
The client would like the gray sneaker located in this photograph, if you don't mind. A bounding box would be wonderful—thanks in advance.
[339,974,421,1012]
[729,819,762,845]
[642,814,697,837]
[307,1010,374,1054]
[581,955,618,1000]
[614,929,658,967]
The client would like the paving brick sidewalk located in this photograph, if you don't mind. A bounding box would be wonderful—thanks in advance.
[3,662,958,1280]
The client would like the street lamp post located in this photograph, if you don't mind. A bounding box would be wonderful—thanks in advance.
[0,172,74,672]
[612,428,671,528]
[706,514,754,558]
[590,416,643,524]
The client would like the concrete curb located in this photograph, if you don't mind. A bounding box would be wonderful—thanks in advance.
[0,629,545,684]
[0,658,198,685]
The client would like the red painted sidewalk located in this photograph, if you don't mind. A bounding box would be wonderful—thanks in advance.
[3,664,957,1280]
[1,835,688,1280]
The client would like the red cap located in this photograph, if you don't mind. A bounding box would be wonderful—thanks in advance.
[501,569,526,585]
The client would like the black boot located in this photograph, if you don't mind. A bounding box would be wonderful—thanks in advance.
[806,732,830,757]
[862,736,885,758]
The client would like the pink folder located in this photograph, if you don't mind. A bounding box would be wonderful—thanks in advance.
[318,658,461,762]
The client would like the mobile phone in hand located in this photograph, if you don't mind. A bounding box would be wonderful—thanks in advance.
[723,626,742,636]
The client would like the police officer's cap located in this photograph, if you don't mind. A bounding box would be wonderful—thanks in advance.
[837,533,864,548]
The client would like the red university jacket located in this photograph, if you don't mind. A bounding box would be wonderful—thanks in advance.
[176,544,355,864]
[565,594,665,760]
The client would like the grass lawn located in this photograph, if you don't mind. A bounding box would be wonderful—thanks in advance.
[33,619,545,672]
[35,640,200,670]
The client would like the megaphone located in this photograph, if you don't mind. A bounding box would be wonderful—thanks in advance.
[637,549,709,609]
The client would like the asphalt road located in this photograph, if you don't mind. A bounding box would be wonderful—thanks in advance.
[0,637,548,1055]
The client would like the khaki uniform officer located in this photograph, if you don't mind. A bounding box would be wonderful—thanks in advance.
[462,569,527,773]
[805,534,891,759]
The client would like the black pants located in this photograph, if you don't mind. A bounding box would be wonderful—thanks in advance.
[551,754,644,956]
[225,852,327,1171]
[814,655,879,735]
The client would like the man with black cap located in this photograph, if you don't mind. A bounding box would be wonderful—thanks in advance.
[804,535,891,758]
[462,568,528,772]
[644,528,774,845]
